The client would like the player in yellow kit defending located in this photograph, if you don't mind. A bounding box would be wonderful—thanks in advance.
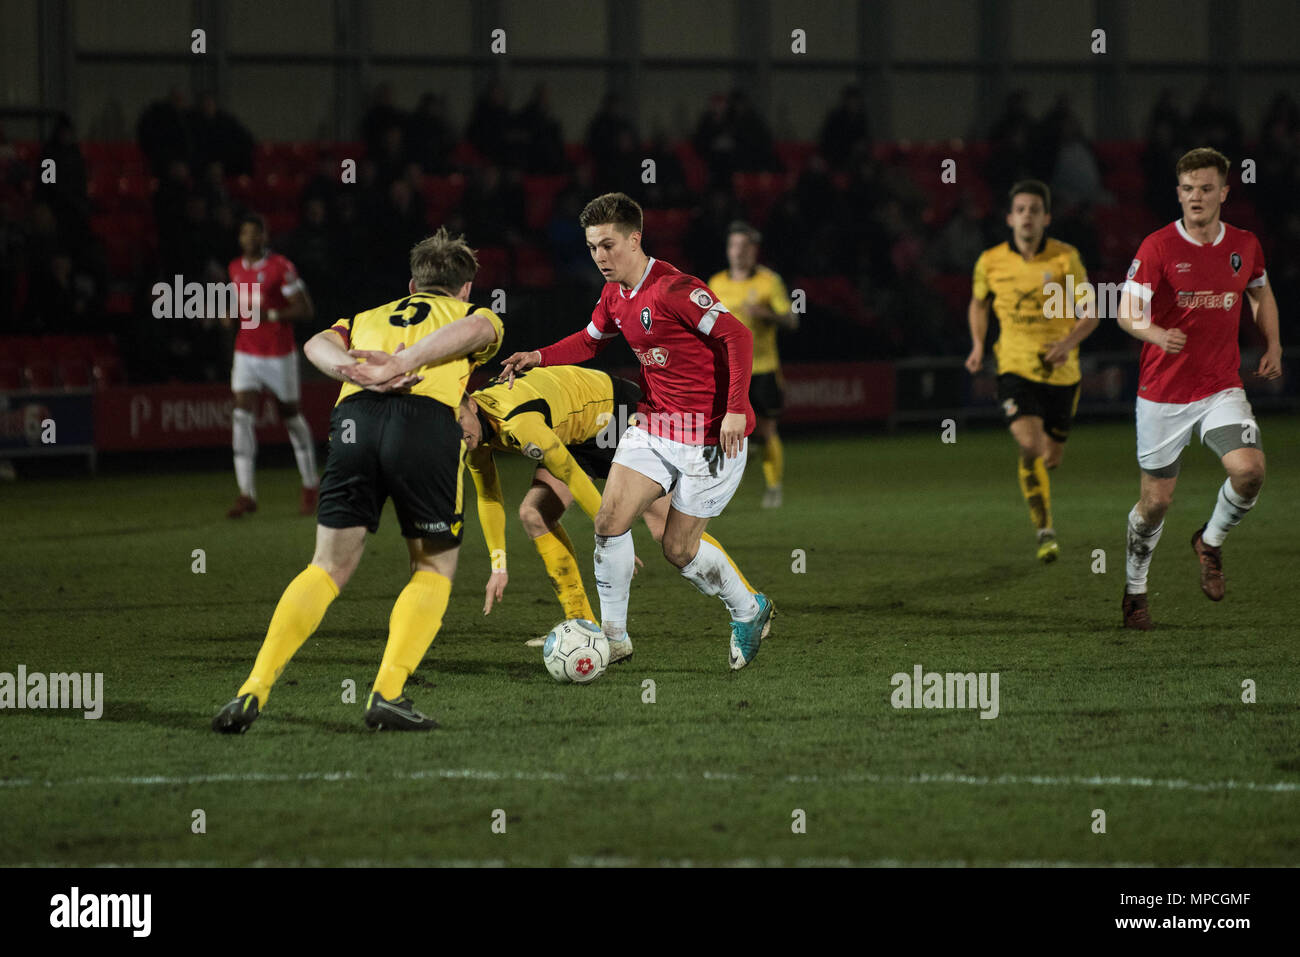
[708,221,796,507]
[212,228,503,732]
[966,181,1098,562]
[459,365,754,658]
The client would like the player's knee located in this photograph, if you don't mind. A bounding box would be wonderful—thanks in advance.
[517,502,547,536]
[661,537,695,569]
[1140,491,1172,521]
[1232,464,1265,498]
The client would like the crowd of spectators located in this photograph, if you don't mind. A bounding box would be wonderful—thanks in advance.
[1,82,1297,380]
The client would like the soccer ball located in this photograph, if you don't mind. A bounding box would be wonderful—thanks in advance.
[542,619,609,684]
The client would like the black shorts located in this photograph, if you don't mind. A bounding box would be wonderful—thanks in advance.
[750,371,784,419]
[317,392,465,542]
[566,376,642,480]
[996,373,1081,443]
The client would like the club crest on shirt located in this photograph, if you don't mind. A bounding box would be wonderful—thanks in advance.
[1230,252,1242,274]
[640,307,652,331]
[689,288,714,310]
[1126,259,1140,280]
[522,442,544,460]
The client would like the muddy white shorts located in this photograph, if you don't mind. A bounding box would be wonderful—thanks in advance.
[231,351,300,403]
[611,426,747,518]
[1136,387,1258,474]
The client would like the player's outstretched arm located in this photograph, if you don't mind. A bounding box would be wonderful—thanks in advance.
[708,312,754,458]
[499,350,542,387]
[273,285,314,325]
[466,447,511,614]
[1246,280,1283,379]
[965,297,990,373]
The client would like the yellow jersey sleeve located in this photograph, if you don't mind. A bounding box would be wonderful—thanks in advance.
[500,412,604,520]
[468,307,505,367]
[768,270,792,316]
[972,252,991,301]
[466,445,508,570]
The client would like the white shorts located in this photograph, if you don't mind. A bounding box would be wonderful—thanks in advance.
[612,426,747,518]
[1136,387,1257,472]
[231,351,300,403]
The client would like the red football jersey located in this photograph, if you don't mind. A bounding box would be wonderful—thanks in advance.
[229,251,304,357]
[539,258,755,444]
[1123,220,1267,404]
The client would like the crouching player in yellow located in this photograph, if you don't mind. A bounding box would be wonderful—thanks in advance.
[460,365,754,660]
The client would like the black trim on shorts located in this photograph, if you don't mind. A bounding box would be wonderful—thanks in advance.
[996,373,1080,443]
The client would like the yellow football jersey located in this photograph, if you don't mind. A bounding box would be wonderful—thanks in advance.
[330,292,504,408]
[707,266,792,374]
[466,366,619,562]
[972,239,1092,385]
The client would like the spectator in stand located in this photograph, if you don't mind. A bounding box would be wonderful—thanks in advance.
[406,92,456,174]
[371,175,428,292]
[594,127,644,198]
[586,92,638,180]
[641,128,690,208]
[466,80,513,166]
[693,93,737,189]
[1256,92,1300,230]
[514,83,566,174]
[38,114,89,243]
[819,85,872,170]
[137,87,194,177]
[684,187,742,275]
[301,152,342,209]
[284,197,336,337]
[153,159,195,260]
[931,192,993,274]
[1143,93,1187,218]
[361,83,405,162]
[190,92,255,177]
[373,122,409,189]
[1050,114,1112,209]
[984,120,1039,203]
[1187,86,1243,160]
[729,90,781,173]
[461,164,525,247]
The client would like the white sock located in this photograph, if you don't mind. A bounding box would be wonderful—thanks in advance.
[1125,504,1164,595]
[593,531,635,637]
[680,539,760,621]
[1203,478,1256,547]
[232,407,257,498]
[285,413,319,488]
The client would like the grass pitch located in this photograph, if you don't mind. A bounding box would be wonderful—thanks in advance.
[2,418,1298,866]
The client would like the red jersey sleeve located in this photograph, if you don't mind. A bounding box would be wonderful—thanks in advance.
[537,296,618,366]
[1122,234,1163,312]
[1247,234,1268,289]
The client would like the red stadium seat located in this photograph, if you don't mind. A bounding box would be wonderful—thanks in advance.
[92,354,126,388]
[641,208,691,244]
[474,246,511,289]
[420,174,466,226]
[24,361,59,390]
[0,361,21,391]
[58,357,92,389]
[515,245,554,288]
[523,174,571,231]
[732,172,787,225]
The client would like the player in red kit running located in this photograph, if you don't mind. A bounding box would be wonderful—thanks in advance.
[500,193,774,670]
[1115,148,1283,629]
[226,213,319,518]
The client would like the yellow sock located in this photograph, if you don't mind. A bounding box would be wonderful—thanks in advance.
[701,532,756,594]
[534,528,595,621]
[373,570,452,700]
[551,523,580,561]
[761,433,784,489]
[239,564,339,705]
[1017,456,1053,531]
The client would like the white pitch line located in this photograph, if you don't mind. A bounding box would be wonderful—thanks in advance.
[0,768,1297,793]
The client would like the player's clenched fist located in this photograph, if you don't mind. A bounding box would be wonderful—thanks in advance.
[1159,327,1187,355]
[499,350,542,388]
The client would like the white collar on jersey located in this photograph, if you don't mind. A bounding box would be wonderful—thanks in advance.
[1175,219,1226,247]
[241,251,270,269]
[618,257,657,299]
